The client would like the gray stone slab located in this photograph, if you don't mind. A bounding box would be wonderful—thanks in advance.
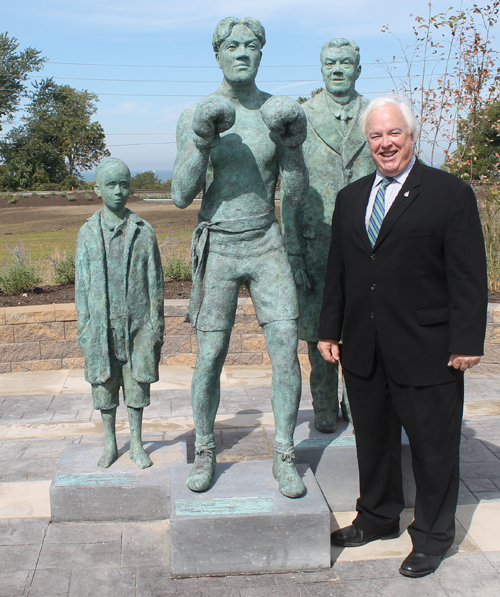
[0,518,48,545]
[170,460,330,577]
[294,414,416,511]
[68,566,137,597]
[28,568,72,597]
[121,520,170,566]
[37,540,122,569]
[50,440,187,522]
[0,544,41,571]
[45,521,123,544]
[0,570,32,597]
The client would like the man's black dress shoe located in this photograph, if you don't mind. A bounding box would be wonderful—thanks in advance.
[399,550,442,578]
[331,523,399,547]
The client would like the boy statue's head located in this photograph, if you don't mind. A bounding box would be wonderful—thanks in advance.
[94,158,131,216]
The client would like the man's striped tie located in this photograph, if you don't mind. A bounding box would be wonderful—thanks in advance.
[368,177,394,247]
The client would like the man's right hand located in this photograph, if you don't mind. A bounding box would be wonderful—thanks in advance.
[192,96,236,147]
[318,339,340,363]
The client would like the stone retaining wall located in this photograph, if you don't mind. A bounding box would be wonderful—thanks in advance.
[1,300,499,374]
[0,299,309,374]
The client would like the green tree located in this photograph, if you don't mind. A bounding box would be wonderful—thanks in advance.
[0,78,109,190]
[131,171,171,189]
[447,101,500,180]
[0,32,45,131]
[297,87,323,105]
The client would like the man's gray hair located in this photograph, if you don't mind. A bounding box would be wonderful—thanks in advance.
[212,17,266,53]
[320,38,360,65]
[95,158,130,184]
[359,97,417,138]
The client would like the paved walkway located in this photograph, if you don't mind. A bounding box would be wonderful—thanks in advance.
[0,366,500,596]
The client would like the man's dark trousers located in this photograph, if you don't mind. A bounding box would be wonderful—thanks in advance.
[344,343,464,556]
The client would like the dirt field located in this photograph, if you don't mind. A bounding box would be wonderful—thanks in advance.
[0,192,200,261]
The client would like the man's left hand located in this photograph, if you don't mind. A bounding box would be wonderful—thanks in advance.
[448,354,481,371]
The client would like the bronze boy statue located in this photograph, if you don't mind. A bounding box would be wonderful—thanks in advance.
[76,157,164,469]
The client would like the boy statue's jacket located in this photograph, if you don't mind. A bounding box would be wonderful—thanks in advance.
[75,208,164,384]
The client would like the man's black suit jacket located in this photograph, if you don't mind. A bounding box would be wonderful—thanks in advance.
[318,159,488,386]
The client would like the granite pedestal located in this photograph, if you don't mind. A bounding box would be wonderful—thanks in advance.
[50,441,186,522]
[170,460,331,577]
[294,412,416,511]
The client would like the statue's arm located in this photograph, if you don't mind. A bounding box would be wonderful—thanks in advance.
[171,97,236,208]
[75,228,91,346]
[279,144,309,208]
[170,108,211,208]
[260,96,309,207]
[147,227,165,345]
[280,198,311,292]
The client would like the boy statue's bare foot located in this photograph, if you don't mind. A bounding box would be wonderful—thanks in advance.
[97,443,118,468]
[129,443,153,469]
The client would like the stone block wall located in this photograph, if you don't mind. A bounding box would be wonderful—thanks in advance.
[1,300,498,374]
[0,299,309,373]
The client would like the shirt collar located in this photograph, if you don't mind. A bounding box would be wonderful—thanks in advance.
[374,155,416,187]
[101,211,128,233]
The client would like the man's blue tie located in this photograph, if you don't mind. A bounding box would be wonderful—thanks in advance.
[367,177,394,247]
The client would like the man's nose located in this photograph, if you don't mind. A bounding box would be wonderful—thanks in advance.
[236,45,249,59]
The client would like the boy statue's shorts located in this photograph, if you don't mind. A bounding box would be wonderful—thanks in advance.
[91,353,150,411]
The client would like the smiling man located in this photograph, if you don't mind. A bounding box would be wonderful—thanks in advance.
[281,38,374,434]
[318,97,488,577]
[171,18,308,498]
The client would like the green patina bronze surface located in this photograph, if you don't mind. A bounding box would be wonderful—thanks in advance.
[176,497,275,517]
[281,39,376,434]
[75,157,164,470]
[55,472,136,487]
[171,17,308,498]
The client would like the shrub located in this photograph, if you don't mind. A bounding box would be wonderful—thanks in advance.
[7,197,18,205]
[51,253,76,285]
[84,193,92,201]
[163,258,192,281]
[60,192,66,197]
[68,196,76,201]
[0,240,41,295]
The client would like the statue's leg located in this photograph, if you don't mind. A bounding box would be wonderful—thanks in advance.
[263,319,305,498]
[128,406,153,469]
[98,408,118,468]
[187,329,231,492]
[308,341,339,433]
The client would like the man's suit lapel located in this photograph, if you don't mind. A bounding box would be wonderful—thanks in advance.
[373,159,422,249]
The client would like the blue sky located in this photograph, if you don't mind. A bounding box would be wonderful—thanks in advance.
[2,0,497,175]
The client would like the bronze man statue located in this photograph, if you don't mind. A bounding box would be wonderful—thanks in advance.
[172,17,309,497]
[281,38,374,433]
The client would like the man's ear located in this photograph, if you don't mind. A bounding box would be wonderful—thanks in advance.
[94,183,101,198]
[215,52,221,69]
[355,64,361,81]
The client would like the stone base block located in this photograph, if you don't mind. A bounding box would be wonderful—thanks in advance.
[50,441,186,522]
[170,460,330,577]
[294,412,416,512]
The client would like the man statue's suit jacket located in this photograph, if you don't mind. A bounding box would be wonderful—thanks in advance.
[318,159,488,386]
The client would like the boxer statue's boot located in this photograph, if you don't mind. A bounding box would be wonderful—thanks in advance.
[186,436,216,492]
[273,442,306,498]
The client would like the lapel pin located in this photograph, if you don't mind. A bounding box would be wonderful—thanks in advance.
[404,191,410,197]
